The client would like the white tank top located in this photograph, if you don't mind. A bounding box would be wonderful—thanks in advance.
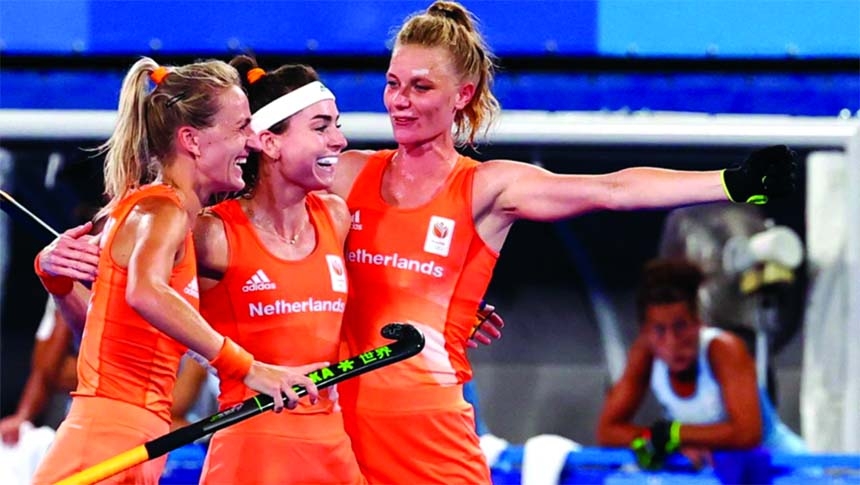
[650,327,727,424]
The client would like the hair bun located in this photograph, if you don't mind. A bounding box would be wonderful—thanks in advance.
[427,1,470,26]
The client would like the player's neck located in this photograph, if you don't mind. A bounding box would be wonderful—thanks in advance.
[394,137,458,176]
[244,186,307,238]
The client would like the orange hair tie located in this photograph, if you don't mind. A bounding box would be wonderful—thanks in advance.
[150,66,169,85]
[247,67,266,84]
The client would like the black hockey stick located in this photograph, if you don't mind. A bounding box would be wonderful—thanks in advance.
[56,323,425,485]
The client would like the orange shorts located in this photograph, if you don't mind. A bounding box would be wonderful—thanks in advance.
[341,384,490,485]
[200,410,365,485]
[31,396,169,485]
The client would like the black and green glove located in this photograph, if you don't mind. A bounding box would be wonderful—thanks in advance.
[630,420,682,470]
[722,145,797,205]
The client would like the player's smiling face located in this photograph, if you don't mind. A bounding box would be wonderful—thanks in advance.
[384,44,473,146]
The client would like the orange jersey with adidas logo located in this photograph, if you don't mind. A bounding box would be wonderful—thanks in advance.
[74,184,197,424]
[341,150,498,484]
[343,150,498,396]
[201,195,348,413]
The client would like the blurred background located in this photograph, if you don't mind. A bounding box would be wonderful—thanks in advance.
[1,0,859,461]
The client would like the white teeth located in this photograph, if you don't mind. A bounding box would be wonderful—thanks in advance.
[316,156,338,167]
[236,158,247,165]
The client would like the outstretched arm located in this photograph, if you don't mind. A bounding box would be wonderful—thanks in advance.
[480,145,796,224]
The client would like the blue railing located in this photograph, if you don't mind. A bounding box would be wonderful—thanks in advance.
[160,443,860,485]
[2,70,857,116]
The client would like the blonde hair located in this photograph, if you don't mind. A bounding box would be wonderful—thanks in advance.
[395,1,501,147]
[97,57,240,213]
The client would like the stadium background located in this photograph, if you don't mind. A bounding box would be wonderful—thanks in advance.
[1,0,858,462]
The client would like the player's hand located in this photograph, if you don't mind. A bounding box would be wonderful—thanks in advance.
[467,301,504,348]
[243,361,327,412]
[722,145,797,205]
[38,221,100,282]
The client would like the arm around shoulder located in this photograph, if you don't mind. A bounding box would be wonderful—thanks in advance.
[330,149,373,200]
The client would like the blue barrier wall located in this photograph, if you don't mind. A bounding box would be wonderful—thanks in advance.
[597,0,860,57]
[1,0,857,57]
[2,70,857,116]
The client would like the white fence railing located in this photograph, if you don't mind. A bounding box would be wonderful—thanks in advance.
[1,109,857,148]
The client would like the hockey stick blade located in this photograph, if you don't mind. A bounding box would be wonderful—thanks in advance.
[55,322,425,485]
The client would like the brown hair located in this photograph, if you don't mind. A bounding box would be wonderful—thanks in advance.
[636,258,705,324]
[229,55,321,193]
[395,1,501,147]
[97,57,239,213]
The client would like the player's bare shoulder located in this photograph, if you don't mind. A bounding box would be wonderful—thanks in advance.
[332,149,375,199]
[472,158,528,208]
[193,209,227,257]
[316,192,351,239]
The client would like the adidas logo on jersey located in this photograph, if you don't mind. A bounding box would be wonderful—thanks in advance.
[183,278,199,299]
[242,269,277,293]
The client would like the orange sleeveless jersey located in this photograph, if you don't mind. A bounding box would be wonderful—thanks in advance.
[342,150,498,398]
[201,195,348,412]
[75,184,197,423]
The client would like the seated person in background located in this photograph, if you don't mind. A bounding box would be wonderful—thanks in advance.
[596,258,805,470]
[0,298,77,445]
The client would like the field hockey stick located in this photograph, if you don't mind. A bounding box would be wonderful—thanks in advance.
[0,188,100,295]
[55,322,425,485]
[0,188,61,237]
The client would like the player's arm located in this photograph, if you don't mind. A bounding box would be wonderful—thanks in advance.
[34,222,100,340]
[170,357,210,430]
[121,197,225,358]
[480,146,796,225]
[329,149,373,199]
[130,198,322,411]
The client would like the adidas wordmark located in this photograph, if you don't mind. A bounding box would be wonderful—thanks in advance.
[242,269,277,292]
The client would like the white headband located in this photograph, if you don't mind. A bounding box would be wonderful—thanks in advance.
[250,81,336,133]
